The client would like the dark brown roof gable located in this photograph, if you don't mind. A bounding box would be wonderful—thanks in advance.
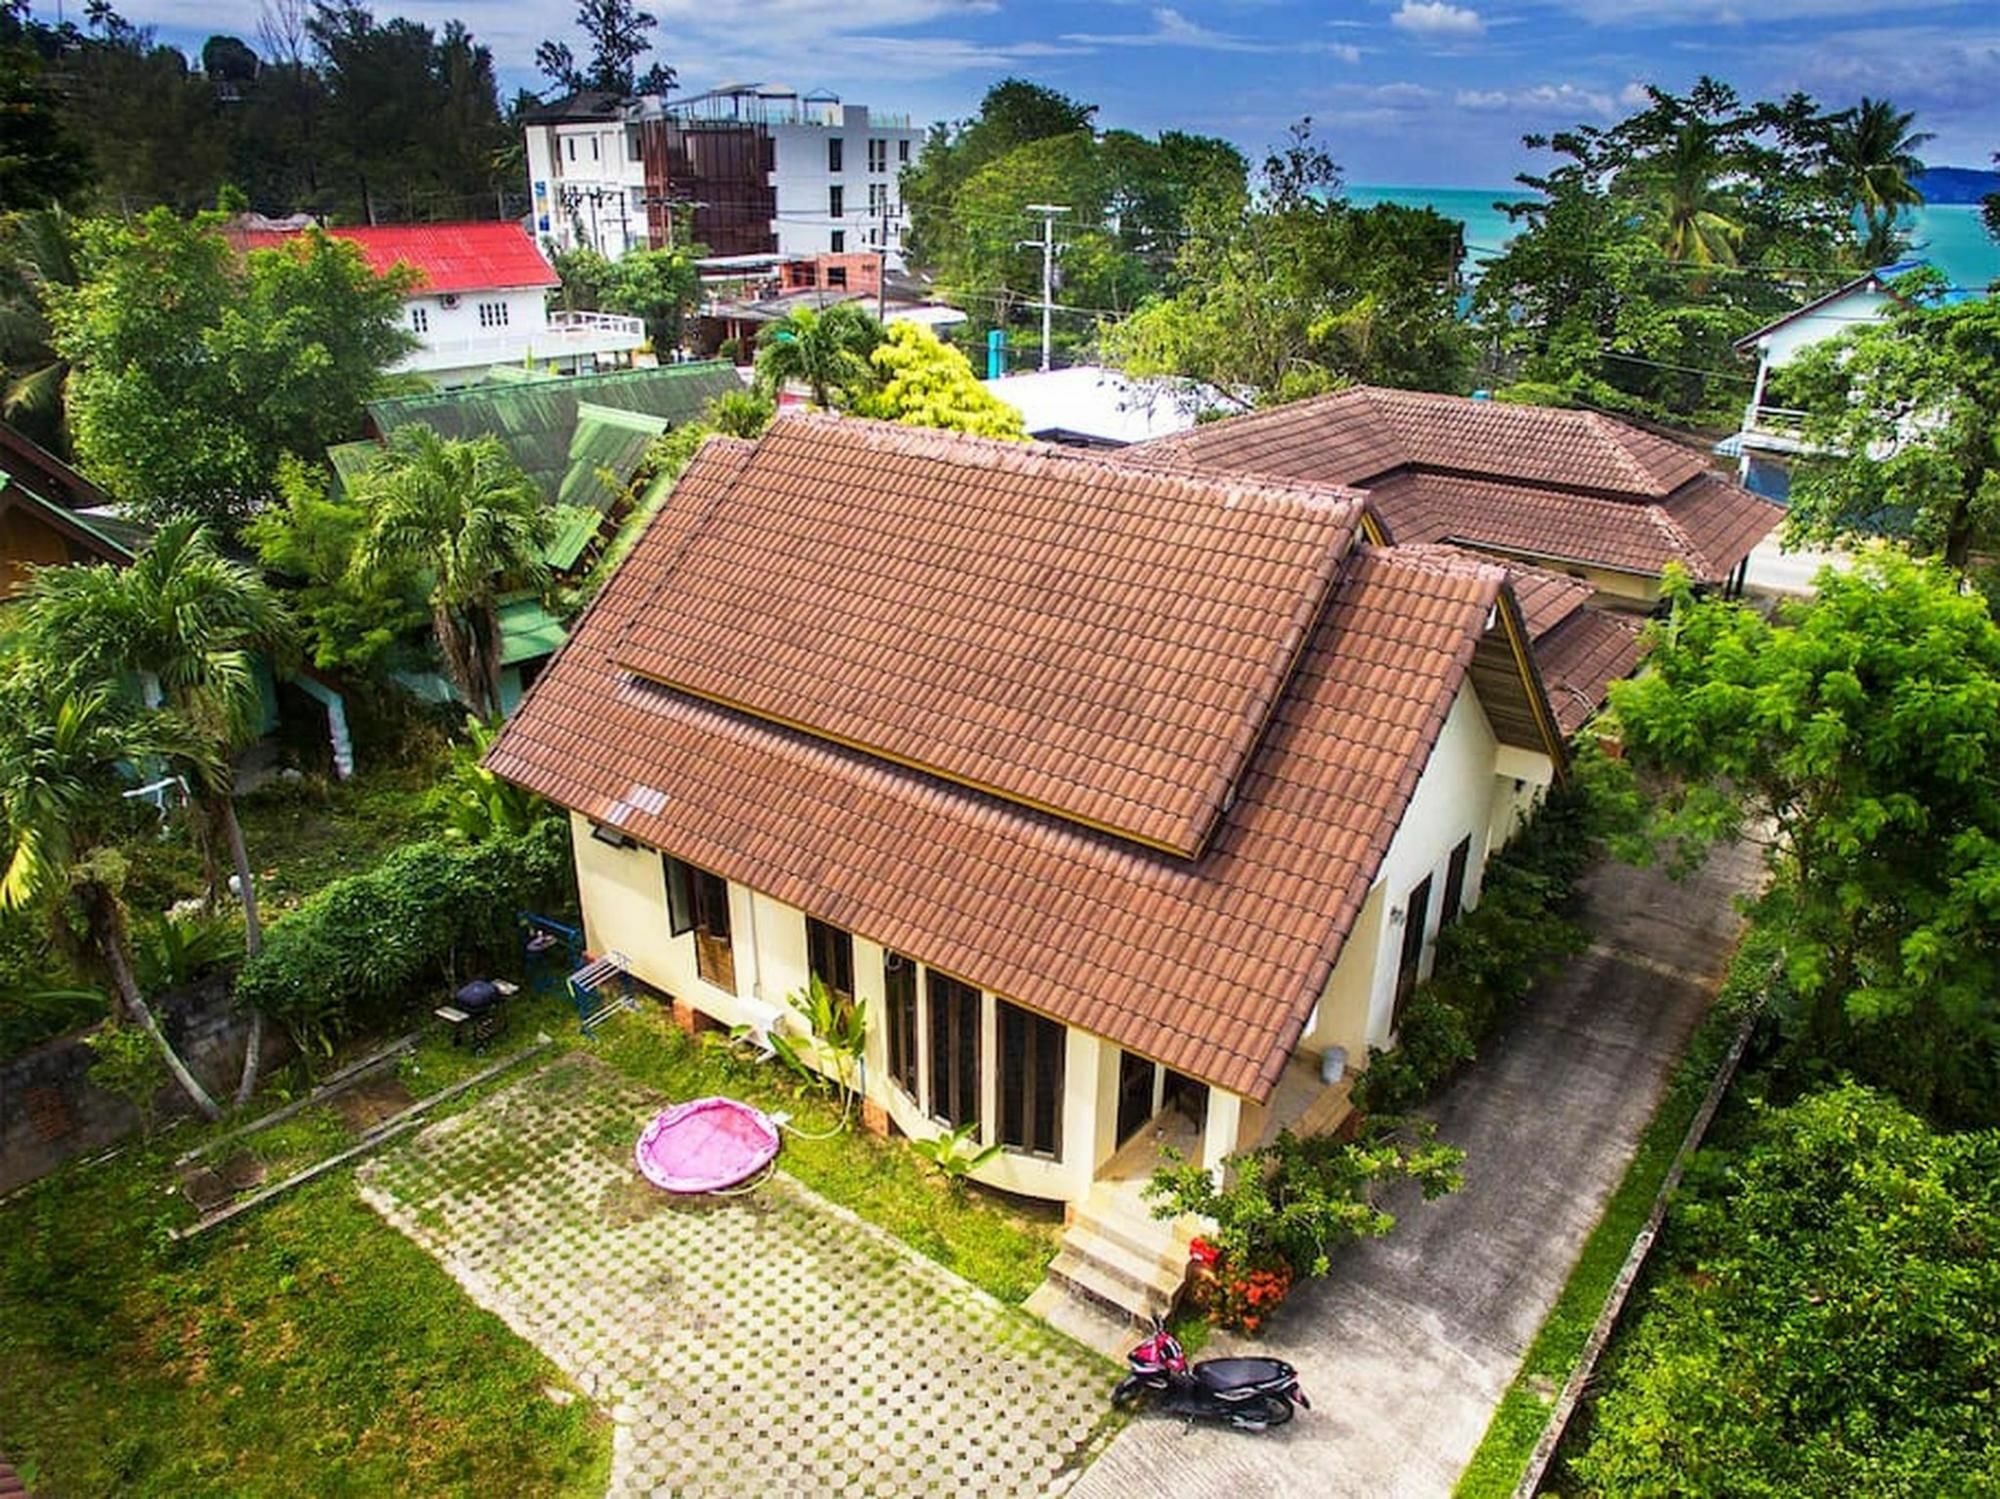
[1131,386,1782,583]
[488,427,1564,1099]
[611,413,1369,857]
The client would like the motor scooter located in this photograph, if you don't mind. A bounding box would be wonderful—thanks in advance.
[1111,1316,1309,1431]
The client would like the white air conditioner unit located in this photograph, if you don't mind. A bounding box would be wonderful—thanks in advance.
[439,293,460,309]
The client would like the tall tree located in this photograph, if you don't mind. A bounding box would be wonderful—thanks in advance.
[0,12,89,210]
[1609,554,2000,1126]
[753,303,884,410]
[1636,122,1743,268]
[537,0,672,98]
[0,207,80,452]
[352,428,552,722]
[1107,122,1467,405]
[1780,281,2000,574]
[1828,96,1932,265]
[25,518,298,1102]
[47,210,414,530]
[0,675,223,1119]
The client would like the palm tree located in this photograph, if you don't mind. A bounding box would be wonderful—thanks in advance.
[0,675,224,1120]
[353,427,551,723]
[1639,123,1744,270]
[0,207,80,453]
[26,517,299,1102]
[1829,97,1934,266]
[753,303,884,409]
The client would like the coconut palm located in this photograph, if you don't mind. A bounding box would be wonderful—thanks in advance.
[26,516,299,1102]
[0,675,224,1119]
[1828,97,1933,266]
[353,426,552,723]
[0,207,81,453]
[1638,123,1744,270]
[753,302,884,409]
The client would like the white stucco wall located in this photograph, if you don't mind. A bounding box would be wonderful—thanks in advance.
[1756,286,1892,371]
[528,121,650,257]
[1303,681,1535,1064]
[768,106,920,259]
[570,811,1105,1203]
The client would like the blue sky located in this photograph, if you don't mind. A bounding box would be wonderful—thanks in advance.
[118,0,1999,186]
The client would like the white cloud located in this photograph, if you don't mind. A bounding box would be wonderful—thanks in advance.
[1618,80,1653,108]
[1062,6,1359,56]
[1454,81,1617,117]
[1390,1,1486,40]
[1557,0,1942,19]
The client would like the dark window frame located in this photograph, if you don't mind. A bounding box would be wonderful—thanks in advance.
[664,855,734,991]
[805,916,854,1001]
[828,183,844,218]
[1393,874,1433,1030]
[927,971,980,1130]
[1440,836,1474,928]
[884,951,918,1098]
[827,136,843,173]
[997,999,1063,1158]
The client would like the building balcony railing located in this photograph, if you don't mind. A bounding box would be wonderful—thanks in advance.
[397,311,648,372]
[1743,403,1807,437]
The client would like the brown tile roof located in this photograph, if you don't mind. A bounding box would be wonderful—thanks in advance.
[1129,387,1781,583]
[611,414,1366,856]
[1535,607,1645,737]
[1495,560,1597,638]
[489,421,1560,1100]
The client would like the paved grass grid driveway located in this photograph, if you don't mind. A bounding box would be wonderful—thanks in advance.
[358,1055,1115,1497]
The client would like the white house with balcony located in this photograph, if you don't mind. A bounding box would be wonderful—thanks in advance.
[229,218,647,389]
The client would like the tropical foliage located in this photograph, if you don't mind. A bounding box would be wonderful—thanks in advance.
[1106,122,1470,406]
[902,78,1247,353]
[1779,282,2000,576]
[47,209,414,529]
[1607,554,2000,1128]
[232,819,572,1057]
[1146,1120,1464,1330]
[351,427,553,723]
[753,302,885,410]
[858,322,1026,438]
[0,673,222,1117]
[429,716,559,844]
[0,1,513,224]
[551,243,703,353]
[1570,1083,2000,1496]
[1473,78,1930,425]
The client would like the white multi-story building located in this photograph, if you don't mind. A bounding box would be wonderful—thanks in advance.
[523,91,652,260]
[522,85,922,264]
[230,219,646,388]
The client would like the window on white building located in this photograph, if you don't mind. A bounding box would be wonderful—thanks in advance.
[565,137,576,163]
[867,138,886,173]
[410,306,429,334]
[827,136,843,173]
[898,138,910,165]
[477,301,510,329]
[829,229,845,253]
[589,135,600,161]
[868,183,887,217]
[828,184,844,218]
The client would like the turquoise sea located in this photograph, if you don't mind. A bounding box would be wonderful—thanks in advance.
[1346,184,2000,294]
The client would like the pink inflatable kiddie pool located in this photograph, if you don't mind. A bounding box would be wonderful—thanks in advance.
[635,1097,780,1194]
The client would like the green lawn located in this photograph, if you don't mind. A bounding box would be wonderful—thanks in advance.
[586,1003,1067,1306]
[0,1128,608,1498]
[1453,980,1756,1498]
[0,975,1067,1494]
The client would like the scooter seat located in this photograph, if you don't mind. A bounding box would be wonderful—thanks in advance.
[1195,1357,1294,1394]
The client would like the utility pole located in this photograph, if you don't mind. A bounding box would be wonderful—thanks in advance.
[1018,203,1069,372]
[876,202,902,324]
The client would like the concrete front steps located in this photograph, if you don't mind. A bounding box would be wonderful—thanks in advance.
[1027,1182,1199,1355]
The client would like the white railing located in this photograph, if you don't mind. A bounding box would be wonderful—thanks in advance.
[1742,404,1807,437]
[549,309,647,338]
[399,314,647,372]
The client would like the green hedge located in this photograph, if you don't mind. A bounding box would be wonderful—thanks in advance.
[234,820,574,1056]
[1352,783,1596,1115]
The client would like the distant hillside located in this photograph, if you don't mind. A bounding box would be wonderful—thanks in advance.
[1916,166,2000,205]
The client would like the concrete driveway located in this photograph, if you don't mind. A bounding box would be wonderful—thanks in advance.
[1070,840,1765,1499]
